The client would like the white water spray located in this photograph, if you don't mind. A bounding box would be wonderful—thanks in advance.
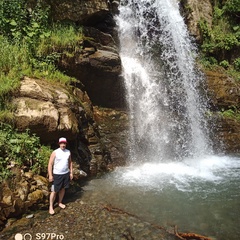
[116,0,212,162]
[80,4,240,238]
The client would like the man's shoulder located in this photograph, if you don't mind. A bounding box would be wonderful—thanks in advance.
[54,148,60,152]
[55,148,70,153]
[64,148,70,153]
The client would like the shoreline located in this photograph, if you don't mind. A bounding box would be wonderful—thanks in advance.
[0,188,177,240]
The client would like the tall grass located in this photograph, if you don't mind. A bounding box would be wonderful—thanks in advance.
[0,22,84,122]
[0,36,30,76]
[0,37,24,121]
[37,24,84,56]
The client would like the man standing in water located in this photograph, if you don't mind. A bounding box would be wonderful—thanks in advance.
[48,137,73,215]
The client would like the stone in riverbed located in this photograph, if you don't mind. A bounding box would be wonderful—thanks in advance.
[25,214,34,219]
[27,190,44,202]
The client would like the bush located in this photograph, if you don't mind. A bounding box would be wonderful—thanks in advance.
[233,58,240,71]
[0,0,50,44]
[0,123,52,181]
[219,60,230,69]
[198,1,240,81]
[219,108,240,121]
[223,0,240,19]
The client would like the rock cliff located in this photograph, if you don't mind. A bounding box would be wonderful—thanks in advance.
[1,0,240,231]
[59,26,125,108]
[13,77,111,175]
[206,71,240,153]
[1,1,123,228]
[181,0,240,153]
[180,0,213,41]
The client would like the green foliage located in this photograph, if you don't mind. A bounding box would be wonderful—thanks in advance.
[233,58,240,71]
[219,60,230,69]
[0,36,28,121]
[198,19,211,40]
[0,123,52,181]
[223,0,240,19]
[33,23,83,85]
[0,0,50,45]
[0,36,30,76]
[0,1,85,115]
[0,0,28,41]
[32,62,77,85]
[37,24,83,56]
[219,108,240,121]
[200,19,239,54]
[198,0,240,81]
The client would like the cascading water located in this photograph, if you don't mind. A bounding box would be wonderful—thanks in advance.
[80,1,240,240]
[117,0,212,162]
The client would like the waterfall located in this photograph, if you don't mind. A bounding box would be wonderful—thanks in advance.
[116,0,212,162]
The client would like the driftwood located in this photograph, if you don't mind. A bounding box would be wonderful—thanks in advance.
[174,225,212,240]
[103,204,212,240]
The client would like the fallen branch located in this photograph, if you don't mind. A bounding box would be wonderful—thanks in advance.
[102,204,140,218]
[174,225,212,240]
[103,204,212,240]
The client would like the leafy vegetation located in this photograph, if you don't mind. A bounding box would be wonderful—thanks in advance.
[218,108,240,122]
[0,123,52,181]
[0,0,84,121]
[198,0,240,80]
[0,1,85,178]
[37,24,83,57]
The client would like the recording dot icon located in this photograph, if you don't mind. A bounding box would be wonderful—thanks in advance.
[15,233,23,240]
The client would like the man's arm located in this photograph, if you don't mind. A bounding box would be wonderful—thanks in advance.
[48,151,55,182]
[69,154,73,180]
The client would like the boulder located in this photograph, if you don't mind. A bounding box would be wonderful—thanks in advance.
[11,77,111,176]
[0,172,48,229]
[13,77,80,142]
[27,190,44,203]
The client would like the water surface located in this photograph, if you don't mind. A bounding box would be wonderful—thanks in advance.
[83,155,240,240]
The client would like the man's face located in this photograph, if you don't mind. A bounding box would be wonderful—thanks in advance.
[59,142,67,149]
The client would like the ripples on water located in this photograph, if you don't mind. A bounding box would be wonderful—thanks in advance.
[83,155,240,240]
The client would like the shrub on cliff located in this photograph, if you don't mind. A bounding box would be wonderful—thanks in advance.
[198,0,240,80]
[0,123,52,181]
[0,1,84,122]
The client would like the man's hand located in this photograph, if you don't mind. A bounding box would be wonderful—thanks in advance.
[49,176,54,182]
[70,173,73,180]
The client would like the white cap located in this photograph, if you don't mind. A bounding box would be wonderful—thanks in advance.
[59,137,67,143]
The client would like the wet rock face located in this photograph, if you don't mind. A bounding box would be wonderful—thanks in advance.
[215,117,240,153]
[180,0,213,41]
[59,27,125,108]
[206,71,240,110]
[44,0,124,108]
[93,107,130,168]
[205,70,240,153]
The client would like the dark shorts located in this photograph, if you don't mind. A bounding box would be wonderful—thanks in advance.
[51,172,70,192]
